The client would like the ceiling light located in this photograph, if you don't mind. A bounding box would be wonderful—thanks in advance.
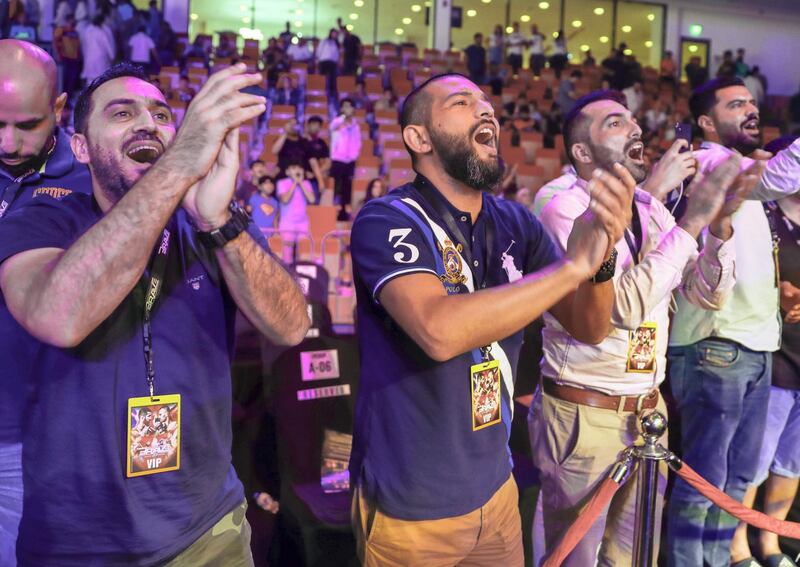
[402,17,411,24]
[623,48,632,55]
[645,40,653,48]
[346,24,354,31]
[647,13,655,21]
[505,26,513,33]
[354,0,364,5]
[395,28,404,35]
[349,12,358,19]
[481,0,491,3]
[551,31,558,38]
[520,14,530,23]
[411,4,422,12]
[688,24,703,37]
[466,9,477,17]
[295,20,303,27]
[189,13,198,20]
[571,20,582,28]
[538,1,550,9]
[580,44,590,52]
[239,5,246,11]
[242,16,250,23]
[291,36,299,45]
[593,7,605,15]
[688,44,699,53]
[295,8,302,15]
[621,25,632,33]
[599,35,609,43]
[297,32,303,37]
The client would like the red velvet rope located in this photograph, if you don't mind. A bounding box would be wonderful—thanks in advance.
[541,477,623,567]
[674,461,800,539]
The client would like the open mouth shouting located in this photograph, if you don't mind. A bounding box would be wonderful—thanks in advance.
[741,115,760,136]
[472,122,498,156]
[124,137,165,164]
[625,140,645,164]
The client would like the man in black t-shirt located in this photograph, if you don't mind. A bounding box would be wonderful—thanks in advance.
[305,115,330,202]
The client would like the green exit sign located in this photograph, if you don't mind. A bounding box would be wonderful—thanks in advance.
[689,24,703,37]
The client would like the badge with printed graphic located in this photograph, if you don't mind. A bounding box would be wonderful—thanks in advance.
[627,322,657,373]
[126,395,180,477]
[470,360,502,430]
[438,238,467,285]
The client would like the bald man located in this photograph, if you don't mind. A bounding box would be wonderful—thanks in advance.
[0,39,90,566]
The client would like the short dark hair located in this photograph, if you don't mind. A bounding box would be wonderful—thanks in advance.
[562,89,627,166]
[688,76,746,123]
[307,115,324,125]
[249,159,265,169]
[257,174,276,186]
[399,73,469,163]
[74,62,152,135]
[339,97,355,108]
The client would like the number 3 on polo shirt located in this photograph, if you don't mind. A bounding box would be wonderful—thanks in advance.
[388,228,419,263]
[126,394,181,477]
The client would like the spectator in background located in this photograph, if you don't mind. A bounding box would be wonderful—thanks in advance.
[305,115,330,200]
[685,55,709,90]
[264,39,288,87]
[236,159,267,205]
[128,24,158,75]
[183,35,209,67]
[734,47,749,78]
[373,88,398,113]
[176,75,195,103]
[342,28,362,76]
[744,68,765,108]
[278,21,293,49]
[53,12,81,98]
[329,97,360,220]
[506,22,524,75]
[487,61,509,95]
[316,28,339,96]
[272,117,311,180]
[248,175,279,231]
[272,73,300,106]
[80,13,115,83]
[528,24,546,75]
[602,48,626,90]
[215,35,236,59]
[156,19,175,67]
[550,30,569,78]
[74,0,89,35]
[277,161,314,263]
[146,0,160,44]
[364,177,386,202]
[513,104,537,132]
[23,0,39,33]
[716,49,736,78]
[582,49,595,67]
[488,24,504,66]
[464,32,487,85]
[556,70,581,115]
[8,11,36,41]
[660,50,676,85]
[623,79,644,116]
[286,36,312,65]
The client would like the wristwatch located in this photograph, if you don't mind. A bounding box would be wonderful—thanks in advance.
[590,248,618,283]
[196,204,251,249]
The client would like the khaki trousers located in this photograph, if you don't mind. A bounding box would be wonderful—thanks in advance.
[352,475,524,567]
[529,390,667,567]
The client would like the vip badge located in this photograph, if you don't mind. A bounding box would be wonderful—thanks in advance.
[438,239,467,285]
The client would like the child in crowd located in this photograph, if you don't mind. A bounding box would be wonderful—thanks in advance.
[248,175,279,231]
[277,161,315,264]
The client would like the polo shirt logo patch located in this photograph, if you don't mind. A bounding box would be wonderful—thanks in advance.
[186,275,205,290]
[33,187,72,200]
[501,241,523,283]
[438,239,467,285]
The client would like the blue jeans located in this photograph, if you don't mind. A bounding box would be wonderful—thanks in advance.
[666,339,771,567]
[0,442,22,566]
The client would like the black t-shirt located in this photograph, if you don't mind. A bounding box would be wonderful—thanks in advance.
[774,204,800,390]
[306,136,330,161]
[277,137,311,177]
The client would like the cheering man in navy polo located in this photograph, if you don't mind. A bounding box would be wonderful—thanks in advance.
[349,73,635,565]
[0,63,308,564]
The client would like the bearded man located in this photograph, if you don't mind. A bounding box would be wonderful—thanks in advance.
[347,73,634,566]
[530,89,760,566]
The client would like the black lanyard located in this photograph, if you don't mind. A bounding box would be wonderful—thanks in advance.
[623,202,643,265]
[143,229,171,398]
[0,172,33,219]
[414,176,495,290]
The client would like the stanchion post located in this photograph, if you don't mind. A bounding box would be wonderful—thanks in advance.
[632,411,668,567]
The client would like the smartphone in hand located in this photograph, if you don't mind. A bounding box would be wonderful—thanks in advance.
[675,123,692,152]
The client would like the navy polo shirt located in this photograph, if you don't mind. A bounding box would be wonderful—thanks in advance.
[0,128,91,444]
[349,176,560,520]
[0,192,264,565]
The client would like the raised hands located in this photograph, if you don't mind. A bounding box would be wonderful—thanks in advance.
[642,139,697,202]
[566,163,636,278]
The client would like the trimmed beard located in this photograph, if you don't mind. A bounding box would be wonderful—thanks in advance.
[428,127,504,191]
[588,139,648,184]
[86,143,138,204]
